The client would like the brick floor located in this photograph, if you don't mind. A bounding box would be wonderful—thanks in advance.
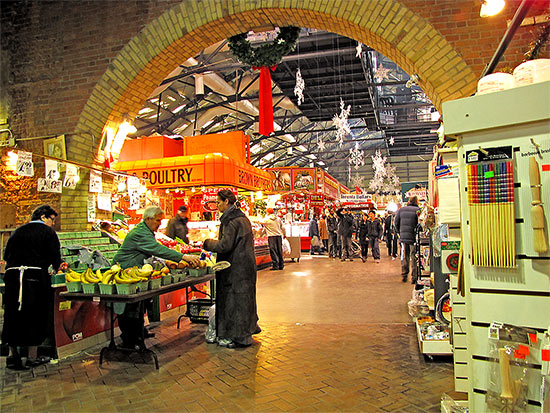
[1,254,460,412]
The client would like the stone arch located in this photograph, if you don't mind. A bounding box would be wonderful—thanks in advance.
[66,0,477,229]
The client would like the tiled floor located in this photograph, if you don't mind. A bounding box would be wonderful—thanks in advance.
[1,253,460,412]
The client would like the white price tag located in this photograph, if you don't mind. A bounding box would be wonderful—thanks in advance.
[89,170,103,193]
[16,151,34,176]
[37,178,62,193]
[63,164,79,189]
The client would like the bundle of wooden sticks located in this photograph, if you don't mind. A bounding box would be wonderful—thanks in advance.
[467,160,516,268]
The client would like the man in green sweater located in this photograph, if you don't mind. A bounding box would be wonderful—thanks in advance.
[113,206,199,349]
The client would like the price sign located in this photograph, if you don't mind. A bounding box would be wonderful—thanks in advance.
[16,151,34,176]
[45,159,59,180]
[37,178,62,193]
[63,164,79,189]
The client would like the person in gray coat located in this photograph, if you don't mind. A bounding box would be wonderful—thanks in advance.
[336,207,355,261]
[395,196,420,283]
[203,190,260,348]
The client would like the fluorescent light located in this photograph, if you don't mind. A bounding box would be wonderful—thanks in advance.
[138,107,154,115]
[297,145,306,151]
[263,153,275,161]
[251,144,262,154]
[173,104,186,113]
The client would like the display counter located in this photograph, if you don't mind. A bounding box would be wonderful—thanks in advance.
[187,220,272,269]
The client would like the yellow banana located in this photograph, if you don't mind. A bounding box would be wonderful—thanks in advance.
[65,269,81,282]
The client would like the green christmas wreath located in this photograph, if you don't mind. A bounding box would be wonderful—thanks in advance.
[228,26,301,67]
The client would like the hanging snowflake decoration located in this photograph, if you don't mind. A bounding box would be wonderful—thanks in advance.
[355,42,362,58]
[348,144,365,170]
[332,98,351,147]
[389,136,394,146]
[294,68,305,106]
[351,173,364,188]
[374,65,391,81]
[317,134,326,152]
[368,150,400,194]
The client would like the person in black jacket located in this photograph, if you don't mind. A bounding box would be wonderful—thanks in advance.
[357,212,369,262]
[336,207,355,261]
[326,210,338,258]
[395,197,420,283]
[366,210,383,263]
[384,212,398,259]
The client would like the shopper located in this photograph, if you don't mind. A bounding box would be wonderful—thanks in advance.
[113,206,200,349]
[166,205,190,243]
[2,205,63,370]
[318,214,329,254]
[384,211,398,259]
[395,196,420,283]
[357,212,369,262]
[262,208,286,271]
[326,210,339,258]
[337,207,355,261]
[203,189,260,348]
[367,210,383,263]
[309,214,322,255]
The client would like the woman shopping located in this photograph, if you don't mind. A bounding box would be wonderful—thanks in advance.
[202,189,260,348]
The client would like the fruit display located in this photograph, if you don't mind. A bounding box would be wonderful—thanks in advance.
[64,263,162,285]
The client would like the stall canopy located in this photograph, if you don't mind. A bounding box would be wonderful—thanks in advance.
[116,152,272,192]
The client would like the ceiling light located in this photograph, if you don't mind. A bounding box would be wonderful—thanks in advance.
[480,0,505,17]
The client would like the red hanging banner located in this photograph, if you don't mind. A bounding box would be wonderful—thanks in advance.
[253,65,276,136]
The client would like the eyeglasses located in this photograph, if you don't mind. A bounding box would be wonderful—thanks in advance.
[47,216,56,222]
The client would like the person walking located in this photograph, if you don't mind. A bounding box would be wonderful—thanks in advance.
[203,189,260,348]
[395,196,420,283]
[357,212,369,262]
[318,214,329,254]
[308,214,322,255]
[384,211,398,259]
[326,210,339,258]
[2,205,63,370]
[262,208,286,270]
[166,205,190,243]
[367,210,383,263]
[336,207,355,261]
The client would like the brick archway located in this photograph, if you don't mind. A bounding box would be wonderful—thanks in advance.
[77,0,476,156]
[64,0,477,230]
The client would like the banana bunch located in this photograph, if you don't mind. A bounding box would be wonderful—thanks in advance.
[81,268,102,284]
[65,268,82,283]
[100,264,122,284]
[113,265,153,284]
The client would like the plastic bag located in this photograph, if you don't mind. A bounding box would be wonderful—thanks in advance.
[311,235,320,247]
[282,238,291,255]
[205,304,216,343]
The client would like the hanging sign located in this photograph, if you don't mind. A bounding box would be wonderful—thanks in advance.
[310,194,324,207]
[16,151,34,177]
[97,192,112,211]
[292,168,315,191]
[63,164,79,189]
[89,170,102,193]
[37,178,62,193]
[87,195,95,223]
[45,159,60,181]
[201,187,238,212]
[127,176,140,210]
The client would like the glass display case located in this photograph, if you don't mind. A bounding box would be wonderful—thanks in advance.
[284,221,310,237]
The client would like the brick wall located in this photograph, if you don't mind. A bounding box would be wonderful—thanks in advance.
[1,0,548,230]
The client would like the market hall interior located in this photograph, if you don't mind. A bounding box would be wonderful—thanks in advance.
[0,254,458,412]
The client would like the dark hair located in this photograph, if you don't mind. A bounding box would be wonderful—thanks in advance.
[178,205,188,212]
[408,196,419,206]
[217,189,236,205]
[31,204,58,221]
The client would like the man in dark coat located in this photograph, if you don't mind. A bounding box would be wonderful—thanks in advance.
[336,207,355,261]
[326,210,338,258]
[203,190,259,348]
[2,205,62,369]
[308,214,322,255]
[395,197,420,283]
[384,212,398,259]
[166,205,189,243]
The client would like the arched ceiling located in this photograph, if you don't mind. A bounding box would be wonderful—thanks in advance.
[132,29,438,187]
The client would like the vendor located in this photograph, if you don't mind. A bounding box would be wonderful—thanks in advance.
[113,206,200,349]
[166,205,189,243]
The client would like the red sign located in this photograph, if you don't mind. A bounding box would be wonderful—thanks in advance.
[201,187,237,212]
[322,171,340,199]
[310,194,324,206]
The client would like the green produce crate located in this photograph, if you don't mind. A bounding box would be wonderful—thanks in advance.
[150,278,162,289]
[137,280,150,292]
[207,266,215,274]
[99,283,115,294]
[82,283,99,294]
[51,273,66,285]
[161,274,173,286]
[66,281,82,292]
[172,273,182,283]
[188,267,208,277]
[115,283,137,295]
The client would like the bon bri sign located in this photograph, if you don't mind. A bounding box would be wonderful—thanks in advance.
[237,168,272,191]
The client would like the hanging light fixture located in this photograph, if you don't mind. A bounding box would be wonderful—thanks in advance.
[480,0,505,17]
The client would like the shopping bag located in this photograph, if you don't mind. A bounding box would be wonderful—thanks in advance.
[311,235,320,247]
[205,304,216,343]
[282,238,291,255]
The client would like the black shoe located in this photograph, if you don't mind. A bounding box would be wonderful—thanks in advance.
[349,259,353,262]
[402,276,408,283]
[226,341,252,349]
[279,267,284,270]
[341,259,346,262]
[361,257,366,263]
[269,268,278,271]
[26,356,50,368]
[6,357,29,370]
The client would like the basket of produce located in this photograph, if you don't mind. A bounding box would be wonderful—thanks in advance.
[82,282,99,294]
[188,267,208,277]
[112,264,156,294]
[161,274,174,286]
[99,283,116,295]
[116,283,138,295]
[137,280,150,292]
[171,273,183,283]
[65,281,82,292]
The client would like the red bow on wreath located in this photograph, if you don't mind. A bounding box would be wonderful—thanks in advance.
[252,65,277,136]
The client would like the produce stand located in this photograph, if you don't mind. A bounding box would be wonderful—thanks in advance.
[61,273,215,369]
